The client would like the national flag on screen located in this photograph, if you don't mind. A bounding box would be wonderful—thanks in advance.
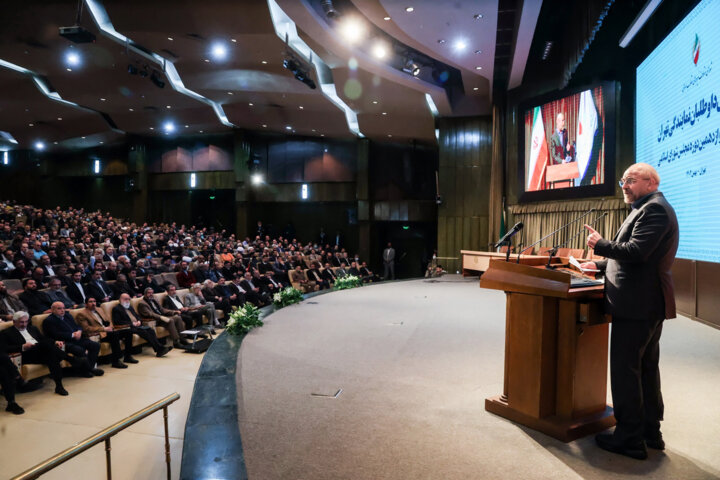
[575,90,598,186]
[693,34,700,65]
[527,106,549,191]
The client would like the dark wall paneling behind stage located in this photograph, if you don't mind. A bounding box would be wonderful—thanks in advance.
[436,116,493,274]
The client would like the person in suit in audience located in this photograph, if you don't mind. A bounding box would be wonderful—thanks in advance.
[163,284,205,329]
[66,270,88,306]
[201,279,231,317]
[75,297,135,368]
[0,280,27,324]
[137,288,188,348]
[348,261,361,277]
[54,264,72,288]
[0,349,26,414]
[111,273,140,298]
[359,262,375,283]
[111,293,170,357]
[43,302,103,376]
[39,255,57,278]
[46,277,78,309]
[290,265,316,293]
[321,262,337,285]
[18,278,52,316]
[259,270,283,294]
[127,270,144,296]
[139,272,166,293]
[0,311,91,395]
[582,163,679,459]
[86,270,114,304]
[102,262,119,281]
[306,263,329,290]
[184,283,219,328]
[30,267,49,289]
[215,277,244,309]
[239,272,268,306]
[175,261,195,289]
[335,262,349,278]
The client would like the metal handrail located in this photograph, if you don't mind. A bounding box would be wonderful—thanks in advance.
[11,392,180,480]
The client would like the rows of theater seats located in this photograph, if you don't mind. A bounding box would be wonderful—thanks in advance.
[2,271,185,297]
[2,286,224,381]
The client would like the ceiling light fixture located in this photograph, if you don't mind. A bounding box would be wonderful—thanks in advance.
[454,40,467,51]
[65,51,81,67]
[340,17,366,44]
[542,41,553,60]
[619,0,662,47]
[34,141,45,151]
[402,59,420,76]
[474,49,482,54]
[261,60,267,64]
[163,121,175,133]
[474,14,483,20]
[283,55,317,89]
[383,16,391,21]
[285,126,292,130]
[210,42,228,61]
[321,0,339,18]
[168,37,174,41]
[405,7,414,12]
[475,66,482,70]
[251,173,264,185]
[437,39,446,44]
[372,43,388,59]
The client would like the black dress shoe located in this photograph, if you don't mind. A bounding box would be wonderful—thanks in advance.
[123,356,139,364]
[79,370,94,378]
[644,432,665,450]
[55,385,69,396]
[91,368,105,376]
[6,402,25,415]
[111,361,128,369]
[595,433,647,460]
[156,346,170,357]
[17,378,43,393]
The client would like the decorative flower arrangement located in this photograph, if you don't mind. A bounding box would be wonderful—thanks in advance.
[334,275,362,290]
[272,287,304,308]
[225,303,263,335]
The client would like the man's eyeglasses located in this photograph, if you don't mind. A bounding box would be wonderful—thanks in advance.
[618,177,648,187]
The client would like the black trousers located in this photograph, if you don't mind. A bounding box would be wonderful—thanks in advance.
[128,326,163,353]
[0,354,20,403]
[21,343,67,386]
[101,330,134,362]
[610,316,664,443]
[64,338,101,369]
[180,310,205,329]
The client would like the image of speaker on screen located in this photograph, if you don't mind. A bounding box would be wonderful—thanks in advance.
[550,113,575,165]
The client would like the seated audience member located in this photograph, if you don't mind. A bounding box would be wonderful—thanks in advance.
[46,277,78,309]
[306,263,329,290]
[111,294,170,357]
[0,311,92,395]
[0,280,26,323]
[8,259,30,280]
[87,270,115,304]
[259,270,283,294]
[30,267,49,289]
[137,288,188,348]
[215,277,244,309]
[54,264,72,288]
[184,283,219,328]
[39,255,57,278]
[75,297,135,368]
[163,284,204,329]
[239,272,268,306]
[66,270,88,306]
[432,265,446,277]
[335,262,349,279]
[201,280,231,317]
[0,350,26,414]
[321,262,337,285]
[176,261,196,289]
[18,279,52,316]
[112,273,140,298]
[127,270,144,295]
[348,261,361,277]
[359,262,376,283]
[139,273,166,293]
[290,265,317,293]
[103,262,119,281]
[43,302,103,376]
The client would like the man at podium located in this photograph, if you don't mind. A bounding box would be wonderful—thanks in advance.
[582,162,678,460]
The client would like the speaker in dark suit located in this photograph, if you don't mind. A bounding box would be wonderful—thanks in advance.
[584,163,678,457]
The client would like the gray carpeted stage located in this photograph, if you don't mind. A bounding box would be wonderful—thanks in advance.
[236,276,720,479]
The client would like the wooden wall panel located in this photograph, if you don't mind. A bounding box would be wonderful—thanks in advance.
[695,261,720,328]
[437,116,493,272]
[672,259,696,319]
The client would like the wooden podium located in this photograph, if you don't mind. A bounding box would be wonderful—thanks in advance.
[480,258,615,441]
[546,162,579,189]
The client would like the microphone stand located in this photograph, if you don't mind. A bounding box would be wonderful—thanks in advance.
[523,208,596,260]
[546,212,608,269]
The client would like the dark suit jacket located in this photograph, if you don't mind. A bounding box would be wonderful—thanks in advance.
[0,294,26,318]
[112,281,139,298]
[66,282,89,305]
[0,324,54,354]
[19,290,52,316]
[45,288,76,308]
[550,129,571,165]
[594,191,679,320]
[111,304,141,328]
[42,312,82,342]
[87,280,115,302]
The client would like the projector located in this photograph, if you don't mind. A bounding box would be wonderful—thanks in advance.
[59,25,96,44]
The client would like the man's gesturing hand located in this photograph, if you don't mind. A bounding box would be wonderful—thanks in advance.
[584,224,603,249]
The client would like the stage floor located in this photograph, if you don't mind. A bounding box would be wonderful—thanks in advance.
[237,276,720,480]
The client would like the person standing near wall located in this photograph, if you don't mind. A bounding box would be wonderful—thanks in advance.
[383,242,395,280]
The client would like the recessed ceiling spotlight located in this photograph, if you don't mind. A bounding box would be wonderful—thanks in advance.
[249,103,254,106]
[199,130,204,133]
[168,37,174,41]
[262,124,267,128]
[34,141,45,150]
[65,51,81,67]
[388,134,392,137]
[204,59,210,63]
[475,66,482,70]
[437,39,446,44]
[129,108,134,112]
[473,87,479,91]
[251,173,263,185]
[82,136,86,139]
[474,49,482,54]
[382,112,387,115]
[53,142,58,145]
[405,7,414,12]
[163,121,175,133]
[285,126,292,130]
[99,141,104,144]
[372,100,378,104]
[320,134,325,137]
[372,43,388,59]
[149,127,154,130]
[261,60,268,64]
[66,68,72,72]
[166,105,171,109]
[231,38,237,43]
[210,42,228,61]
[100,98,106,101]
[57,117,62,121]
[299,106,304,109]
[28,123,34,127]
[340,17,366,44]
[454,40,468,51]
[227,91,233,95]
[312,129,316,132]
[474,14,483,20]
[185,125,189,128]
[383,16,391,21]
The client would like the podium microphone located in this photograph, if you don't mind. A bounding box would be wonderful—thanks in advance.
[546,211,608,269]
[494,222,523,248]
[523,208,596,256]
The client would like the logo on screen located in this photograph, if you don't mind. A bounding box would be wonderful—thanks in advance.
[693,34,700,65]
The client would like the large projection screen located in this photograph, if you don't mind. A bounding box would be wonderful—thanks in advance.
[636,0,720,263]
